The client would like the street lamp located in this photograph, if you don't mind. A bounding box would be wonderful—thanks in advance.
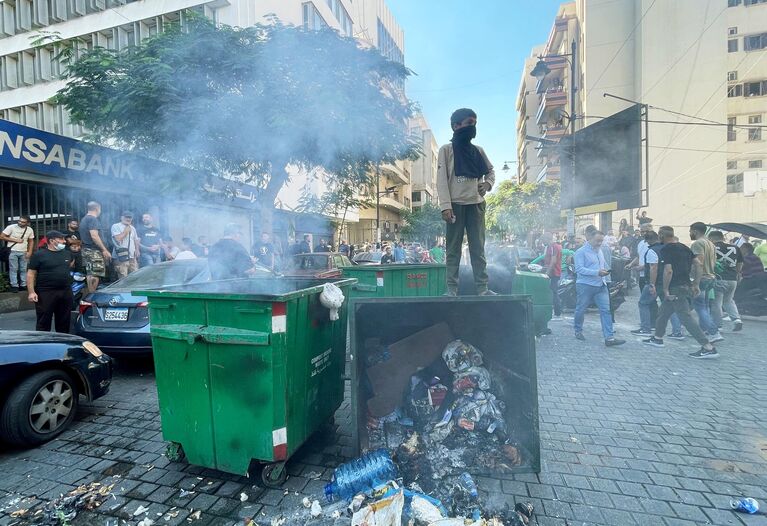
[501,160,519,184]
[530,39,577,237]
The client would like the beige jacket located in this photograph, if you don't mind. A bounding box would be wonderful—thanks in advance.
[436,142,495,212]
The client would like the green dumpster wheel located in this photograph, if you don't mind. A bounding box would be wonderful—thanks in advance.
[165,442,186,463]
[261,462,288,488]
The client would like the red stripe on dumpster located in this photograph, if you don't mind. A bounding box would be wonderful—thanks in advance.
[376,271,384,287]
[272,303,287,333]
[272,427,287,460]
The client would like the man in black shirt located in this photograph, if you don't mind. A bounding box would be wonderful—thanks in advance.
[380,245,395,264]
[137,213,163,267]
[27,231,73,333]
[708,230,743,331]
[298,235,311,253]
[80,201,111,293]
[64,219,80,247]
[252,233,276,270]
[208,224,260,280]
[643,226,718,358]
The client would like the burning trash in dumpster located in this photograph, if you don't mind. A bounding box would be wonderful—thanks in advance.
[307,297,542,526]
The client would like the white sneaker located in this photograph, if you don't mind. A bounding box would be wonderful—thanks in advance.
[708,332,724,343]
[550,315,563,321]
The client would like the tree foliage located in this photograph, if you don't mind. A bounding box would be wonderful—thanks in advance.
[401,202,444,246]
[485,180,564,239]
[51,16,418,211]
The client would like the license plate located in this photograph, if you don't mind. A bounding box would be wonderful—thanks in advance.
[104,308,129,321]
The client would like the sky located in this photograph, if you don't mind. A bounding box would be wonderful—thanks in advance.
[387,0,565,182]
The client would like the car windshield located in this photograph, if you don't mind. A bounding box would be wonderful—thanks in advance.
[353,252,383,262]
[105,261,209,291]
[292,254,329,270]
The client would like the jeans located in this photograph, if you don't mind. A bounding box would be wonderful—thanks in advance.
[638,285,683,333]
[446,202,488,293]
[655,285,709,345]
[692,278,717,335]
[549,275,562,316]
[574,283,613,339]
[140,252,161,268]
[8,251,27,287]
[711,279,741,327]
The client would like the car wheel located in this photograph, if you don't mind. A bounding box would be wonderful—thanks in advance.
[0,370,79,446]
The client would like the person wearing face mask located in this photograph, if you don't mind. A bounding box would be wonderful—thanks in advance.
[26,231,74,333]
[437,108,496,296]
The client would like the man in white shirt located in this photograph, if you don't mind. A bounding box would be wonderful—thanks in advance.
[111,211,140,279]
[1,215,35,292]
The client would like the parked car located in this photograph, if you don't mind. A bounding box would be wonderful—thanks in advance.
[0,331,112,446]
[353,251,385,265]
[283,252,352,278]
[75,259,212,354]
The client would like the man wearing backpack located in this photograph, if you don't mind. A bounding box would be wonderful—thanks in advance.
[707,230,743,332]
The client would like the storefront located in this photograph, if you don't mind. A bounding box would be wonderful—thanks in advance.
[0,119,264,271]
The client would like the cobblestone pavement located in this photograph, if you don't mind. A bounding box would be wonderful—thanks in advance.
[1,294,766,526]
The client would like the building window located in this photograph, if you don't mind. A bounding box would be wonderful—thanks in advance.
[745,33,767,51]
[728,117,737,141]
[325,0,352,37]
[748,115,762,141]
[728,27,738,35]
[744,80,767,96]
[729,0,741,6]
[411,191,421,203]
[377,18,404,64]
[745,0,767,5]
[302,3,327,31]
[749,159,763,168]
[728,39,739,52]
[727,160,738,170]
[727,173,744,193]
[728,71,738,81]
[728,84,743,97]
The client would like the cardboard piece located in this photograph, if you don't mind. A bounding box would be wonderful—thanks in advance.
[366,322,454,417]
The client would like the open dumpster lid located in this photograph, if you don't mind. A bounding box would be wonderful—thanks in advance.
[709,222,767,239]
[136,277,357,301]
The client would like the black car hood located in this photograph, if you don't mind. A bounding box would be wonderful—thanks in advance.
[0,330,87,345]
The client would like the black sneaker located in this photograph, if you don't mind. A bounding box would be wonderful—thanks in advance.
[605,338,626,347]
[667,333,685,341]
[9,287,18,293]
[733,320,743,332]
[643,337,664,348]
[689,347,719,359]
[630,329,651,336]
[575,333,586,341]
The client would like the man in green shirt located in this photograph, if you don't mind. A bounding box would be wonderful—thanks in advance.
[430,243,445,264]
[754,240,767,269]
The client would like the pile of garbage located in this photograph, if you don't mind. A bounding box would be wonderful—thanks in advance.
[301,335,531,526]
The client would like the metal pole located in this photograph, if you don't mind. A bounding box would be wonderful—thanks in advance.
[567,38,577,237]
[376,165,381,245]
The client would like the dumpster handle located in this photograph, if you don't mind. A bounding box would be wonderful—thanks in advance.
[235,307,268,314]
[150,303,176,310]
[352,284,378,292]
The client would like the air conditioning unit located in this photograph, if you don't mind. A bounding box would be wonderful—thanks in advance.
[728,71,738,81]
[728,27,738,36]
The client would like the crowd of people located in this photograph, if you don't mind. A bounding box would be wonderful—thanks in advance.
[535,215,767,359]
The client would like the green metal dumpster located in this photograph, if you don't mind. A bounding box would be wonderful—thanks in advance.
[137,277,356,486]
[342,264,446,298]
[512,270,553,335]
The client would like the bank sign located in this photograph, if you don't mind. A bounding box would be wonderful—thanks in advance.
[0,119,261,208]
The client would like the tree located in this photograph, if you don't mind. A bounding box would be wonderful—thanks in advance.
[401,202,444,246]
[485,180,564,239]
[50,16,418,226]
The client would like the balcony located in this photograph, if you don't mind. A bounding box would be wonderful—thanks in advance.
[379,196,409,213]
[543,125,567,141]
[535,57,568,93]
[382,163,410,186]
[536,88,567,124]
[536,162,561,183]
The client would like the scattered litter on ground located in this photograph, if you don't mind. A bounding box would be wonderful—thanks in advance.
[134,505,150,516]
[187,509,202,521]
[310,500,323,517]
[28,482,114,526]
[241,492,249,502]
[179,489,194,498]
[305,471,323,480]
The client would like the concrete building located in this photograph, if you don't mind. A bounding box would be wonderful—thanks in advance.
[522,0,767,235]
[0,0,410,248]
[516,44,547,184]
[409,113,438,210]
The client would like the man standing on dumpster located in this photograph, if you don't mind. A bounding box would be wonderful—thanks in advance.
[437,108,496,296]
[208,224,261,280]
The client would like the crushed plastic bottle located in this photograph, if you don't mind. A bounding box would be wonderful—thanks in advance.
[324,449,398,502]
[457,473,479,499]
[731,497,759,514]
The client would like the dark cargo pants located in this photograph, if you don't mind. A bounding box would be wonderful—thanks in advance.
[446,202,489,294]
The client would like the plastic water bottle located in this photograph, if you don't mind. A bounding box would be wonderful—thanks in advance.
[324,449,398,502]
[457,473,478,499]
[730,498,759,514]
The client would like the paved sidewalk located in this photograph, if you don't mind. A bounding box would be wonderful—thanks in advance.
[0,294,766,525]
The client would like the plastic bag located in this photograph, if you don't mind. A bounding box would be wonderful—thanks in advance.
[453,366,491,394]
[320,282,345,321]
[351,489,404,526]
[442,340,483,373]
